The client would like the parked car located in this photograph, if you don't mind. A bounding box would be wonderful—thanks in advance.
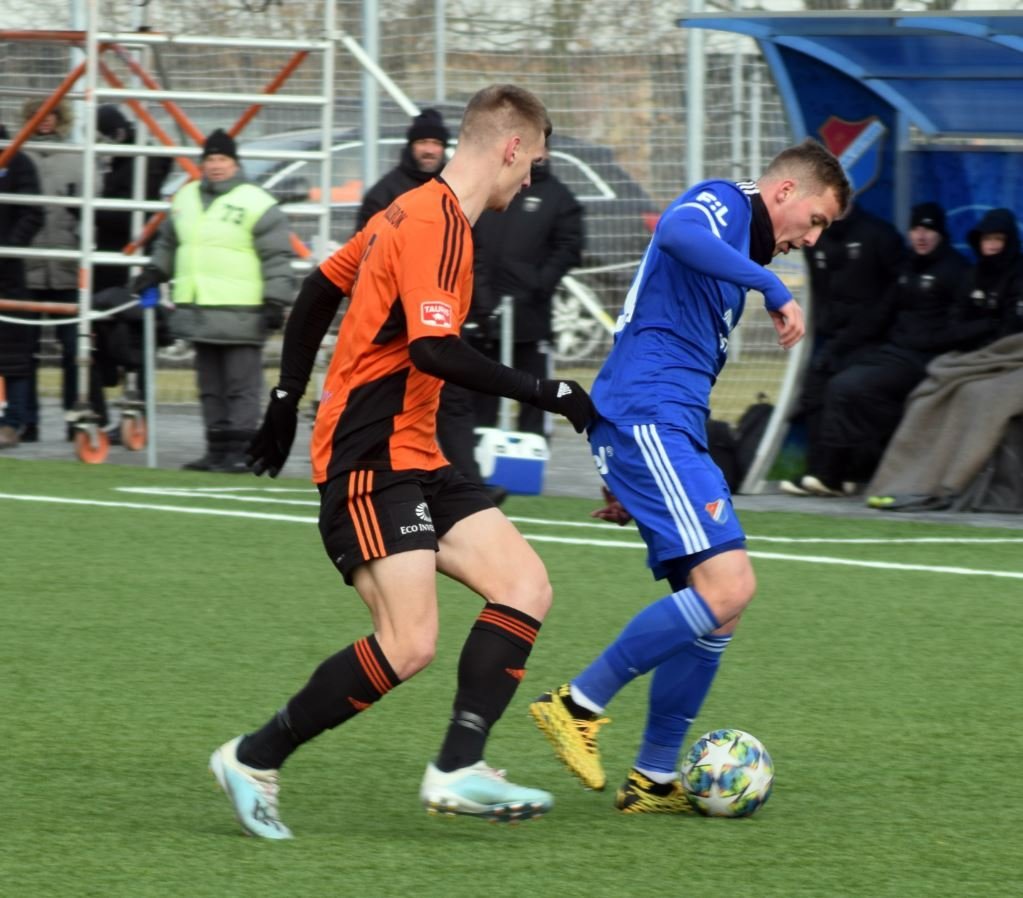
[168,112,660,365]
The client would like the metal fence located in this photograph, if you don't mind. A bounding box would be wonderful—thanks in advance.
[2,0,986,465]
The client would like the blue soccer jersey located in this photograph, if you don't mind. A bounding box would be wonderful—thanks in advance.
[590,179,791,444]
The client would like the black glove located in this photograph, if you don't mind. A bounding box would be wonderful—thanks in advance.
[247,386,301,477]
[531,378,596,433]
[264,302,285,331]
[131,267,162,296]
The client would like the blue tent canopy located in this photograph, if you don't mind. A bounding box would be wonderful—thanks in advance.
[677,12,1023,238]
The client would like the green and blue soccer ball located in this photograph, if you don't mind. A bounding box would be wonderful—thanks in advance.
[680,728,774,817]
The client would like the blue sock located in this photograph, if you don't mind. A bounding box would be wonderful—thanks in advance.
[572,588,719,710]
[634,634,732,776]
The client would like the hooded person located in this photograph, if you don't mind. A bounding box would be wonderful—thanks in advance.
[94,104,171,293]
[90,105,174,431]
[949,207,1023,349]
[355,108,451,231]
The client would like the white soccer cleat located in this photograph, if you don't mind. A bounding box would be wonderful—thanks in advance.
[420,761,553,822]
[209,736,292,840]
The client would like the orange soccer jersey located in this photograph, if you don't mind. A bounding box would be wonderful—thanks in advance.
[311,178,473,483]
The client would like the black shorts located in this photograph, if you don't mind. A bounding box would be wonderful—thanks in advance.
[318,465,495,585]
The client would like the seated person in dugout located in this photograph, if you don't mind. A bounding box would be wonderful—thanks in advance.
[866,207,1023,510]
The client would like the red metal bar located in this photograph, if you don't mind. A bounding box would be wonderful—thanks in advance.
[0,299,79,315]
[108,44,207,146]
[98,61,201,178]
[229,50,309,137]
[0,30,88,42]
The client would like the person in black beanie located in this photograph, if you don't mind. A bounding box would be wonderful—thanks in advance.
[90,105,173,436]
[796,201,971,495]
[355,108,450,231]
[131,126,294,472]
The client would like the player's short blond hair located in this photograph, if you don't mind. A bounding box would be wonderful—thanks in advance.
[764,139,851,214]
[459,84,552,148]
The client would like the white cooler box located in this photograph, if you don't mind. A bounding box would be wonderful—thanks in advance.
[475,427,549,495]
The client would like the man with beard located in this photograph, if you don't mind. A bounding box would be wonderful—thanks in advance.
[356,108,450,231]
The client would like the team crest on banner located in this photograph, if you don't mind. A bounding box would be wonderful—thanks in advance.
[818,116,887,195]
[705,499,728,524]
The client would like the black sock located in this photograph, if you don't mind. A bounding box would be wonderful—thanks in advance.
[435,603,541,772]
[238,635,399,770]
[237,709,300,770]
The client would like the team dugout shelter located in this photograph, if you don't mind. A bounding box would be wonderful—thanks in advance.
[677,10,1023,248]
[675,10,1023,491]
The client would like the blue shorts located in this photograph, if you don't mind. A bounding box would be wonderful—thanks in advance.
[588,418,746,583]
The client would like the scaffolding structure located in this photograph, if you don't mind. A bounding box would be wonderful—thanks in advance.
[0,0,338,464]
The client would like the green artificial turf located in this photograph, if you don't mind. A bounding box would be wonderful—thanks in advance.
[2,458,1021,897]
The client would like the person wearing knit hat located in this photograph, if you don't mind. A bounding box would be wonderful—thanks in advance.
[202,128,239,161]
[131,124,294,473]
[796,199,970,497]
[356,108,451,233]
[908,200,948,259]
[909,201,946,236]
[406,107,450,147]
[97,104,130,142]
[91,103,172,441]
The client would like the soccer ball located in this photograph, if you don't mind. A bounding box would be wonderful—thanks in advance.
[680,728,774,817]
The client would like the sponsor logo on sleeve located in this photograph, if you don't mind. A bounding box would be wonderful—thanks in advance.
[421,301,453,328]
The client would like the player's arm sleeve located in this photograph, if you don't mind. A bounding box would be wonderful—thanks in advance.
[656,193,792,310]
[409,335,538,401]
[276,267,346,397]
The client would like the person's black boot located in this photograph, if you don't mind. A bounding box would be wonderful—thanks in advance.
[183,428,228,471]
[210,430,257,474]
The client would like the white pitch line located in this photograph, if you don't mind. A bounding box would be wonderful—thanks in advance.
[111,490,1023,544]
[5,491,1023,581]
[0,492,317,524]
[117,486,319,507]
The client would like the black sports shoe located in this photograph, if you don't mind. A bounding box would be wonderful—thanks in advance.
[615,768,693,814]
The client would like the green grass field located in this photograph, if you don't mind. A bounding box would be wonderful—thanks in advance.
[3,458,1022,897]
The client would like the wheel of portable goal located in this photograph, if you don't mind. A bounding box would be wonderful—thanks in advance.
[74,428,110,464]
[121,415,147,451]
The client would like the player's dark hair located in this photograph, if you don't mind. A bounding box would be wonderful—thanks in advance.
[459,84,552,146]
[765,139,851,214]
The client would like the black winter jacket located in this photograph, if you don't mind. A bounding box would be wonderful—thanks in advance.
[884,240,970,355]
[805,205,906,371]
[0,136,44,377]
[93,132,171,293]
[951,208,1023,349]
[471,164,584,343]
[355,146,435,232]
